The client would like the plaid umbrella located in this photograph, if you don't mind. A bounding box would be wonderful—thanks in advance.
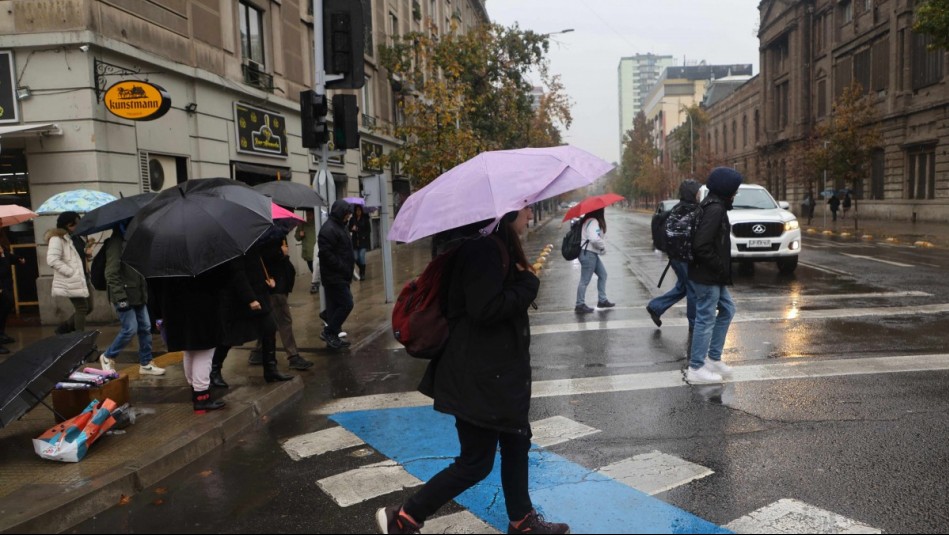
[36,190,118,215]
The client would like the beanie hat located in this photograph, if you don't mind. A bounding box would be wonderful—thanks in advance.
[706,167,743,198]
[56,211,80,230]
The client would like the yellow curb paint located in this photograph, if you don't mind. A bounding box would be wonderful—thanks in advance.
[806,228,817,234]
[914,241,934,248]
[840,232,852,237]
[886,237,898,243]
[861,235,873,240]
[822,230,834,235]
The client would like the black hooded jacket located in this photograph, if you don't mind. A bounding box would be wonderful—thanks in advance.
[318,200,355,285]
[689,192,732,286]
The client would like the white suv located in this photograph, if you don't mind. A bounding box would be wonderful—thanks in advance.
[700,184,801,274]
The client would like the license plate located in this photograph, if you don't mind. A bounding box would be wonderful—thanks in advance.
[748,239,771,248]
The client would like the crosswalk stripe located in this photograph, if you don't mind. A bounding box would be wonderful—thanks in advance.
[314,353,949,415]
[725,498,880,534]
[281,427,364,461]
[597,450,714,496]
[841,253,915,267]
[529,416,600,447]
[316,460,422,507]
[421,511,501,534]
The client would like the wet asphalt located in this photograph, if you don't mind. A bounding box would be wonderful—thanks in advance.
[70,211,949,534]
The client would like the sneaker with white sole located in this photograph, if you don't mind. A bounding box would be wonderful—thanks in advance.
[139,363,166,376]
[99,354,115,372]
[685,365,723,384]
[704,359,733,378]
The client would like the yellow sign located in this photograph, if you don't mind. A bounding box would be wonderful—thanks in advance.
[103,80,171,121]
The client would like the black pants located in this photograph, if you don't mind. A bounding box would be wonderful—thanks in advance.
[323,282,353,336]
[0,288,13,334]
[214,314,278,367]
[403,417,532,523]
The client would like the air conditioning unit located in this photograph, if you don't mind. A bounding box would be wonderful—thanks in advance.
[140,153,179,192]
[246,60,263,84]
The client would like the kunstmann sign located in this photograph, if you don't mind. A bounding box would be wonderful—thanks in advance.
[103,80,171,121]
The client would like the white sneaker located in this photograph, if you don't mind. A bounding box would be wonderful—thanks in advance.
[338,331,348,338]
[139,363,166,376]
[99,354,115,372]
[704,359,733,378]
[685,366,723,384]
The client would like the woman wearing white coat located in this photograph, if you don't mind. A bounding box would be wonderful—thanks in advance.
[574,208,615,314]
[45,211,92,332]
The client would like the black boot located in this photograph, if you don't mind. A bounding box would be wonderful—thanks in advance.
[263,351,292,383]
[359,264,366,281]
[192,388,225,414]
[209,363,229,388]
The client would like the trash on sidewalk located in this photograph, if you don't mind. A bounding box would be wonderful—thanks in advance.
[109,403,156,431]
[32,398,117,463]
[52,372,130,422]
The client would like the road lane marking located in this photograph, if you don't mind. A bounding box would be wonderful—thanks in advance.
[840,253,914,267]
[316,460,422,507]
[725,498,880,534]
[281,427,364,461]
[314,353,949,415]
[529,416,600,447]
[597,450,714,496]
[798,261,853,276]
[331,407,728,534]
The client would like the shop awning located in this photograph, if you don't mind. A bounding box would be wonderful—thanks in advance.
[0,123,62,137]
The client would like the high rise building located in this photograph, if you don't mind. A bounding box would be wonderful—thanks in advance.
[617,54,676,150]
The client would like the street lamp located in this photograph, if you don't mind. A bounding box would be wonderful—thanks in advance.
[543,28,575,37]
[680,105,695,176]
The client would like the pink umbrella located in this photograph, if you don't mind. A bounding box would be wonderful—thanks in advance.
[388,145,613,243]
[272,203,305,223]
[0,205,38,228]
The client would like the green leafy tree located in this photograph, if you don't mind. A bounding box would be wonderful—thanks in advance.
[378,23,571,188]
[620,111,665,203]
[914,0,949,50]
[669,104,708,177]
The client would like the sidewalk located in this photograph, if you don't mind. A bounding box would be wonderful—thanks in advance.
[801,213,949,249]
[0,216,557,534]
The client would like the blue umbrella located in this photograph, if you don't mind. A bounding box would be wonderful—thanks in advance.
[36,189,118,215]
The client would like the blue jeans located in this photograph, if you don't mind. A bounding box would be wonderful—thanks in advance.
[354,247,367,265]
[104,304,153,365]
[648,259,696,328]
[576,250,608,306]
[688,282,735,370]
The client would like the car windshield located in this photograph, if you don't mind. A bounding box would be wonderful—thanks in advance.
[732,188,778,209]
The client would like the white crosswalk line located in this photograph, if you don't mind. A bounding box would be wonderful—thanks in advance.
[281,427,365,461]
[421,511,501,534]
[317,460,422,507]
[725,498,880,534]
[596,450,714,495]
[530,416,600,447]
[841,252,915,267]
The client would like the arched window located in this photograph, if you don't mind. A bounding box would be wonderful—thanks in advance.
[732,120,737,152]
[723,125,728,153]
[742,116,748,147]
[754,110,760,142]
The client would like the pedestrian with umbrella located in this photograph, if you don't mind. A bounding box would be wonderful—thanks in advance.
[0,205,35,352]
[253,180,324,295]
[45,212,94,334]
[124,178,275,413]
[564,193,623,314]
[377,145,610,535]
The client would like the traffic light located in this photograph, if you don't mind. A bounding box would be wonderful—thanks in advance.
[300,90,328,148]
[323,0,365,89]
[332,94,360,150]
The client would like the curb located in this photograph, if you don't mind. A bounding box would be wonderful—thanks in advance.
[0,377,303,534]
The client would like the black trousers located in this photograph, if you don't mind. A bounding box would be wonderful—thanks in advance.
[0,288,12,334]
[322,282,353,336]
[403,417,532,523]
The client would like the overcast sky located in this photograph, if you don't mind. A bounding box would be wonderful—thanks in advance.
[487,0,761,164]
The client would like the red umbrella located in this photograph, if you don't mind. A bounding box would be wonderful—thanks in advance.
[562,193,626,221]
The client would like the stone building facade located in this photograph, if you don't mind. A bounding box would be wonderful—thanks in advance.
[702,0,947,220]
[0,0,487,324]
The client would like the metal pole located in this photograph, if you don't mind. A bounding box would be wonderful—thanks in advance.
[313,0,328,314]
[379,174,394,303]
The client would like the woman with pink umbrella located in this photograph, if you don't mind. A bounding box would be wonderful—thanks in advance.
[566,193,624,314]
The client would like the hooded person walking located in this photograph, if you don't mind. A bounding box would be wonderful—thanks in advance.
[318,199,355,350]
[685,167,742,384]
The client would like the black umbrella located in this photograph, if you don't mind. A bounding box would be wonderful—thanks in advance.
[73,192,158,236]
[254,180,324,209]
[0,331,99,428]
[122,178,273,277]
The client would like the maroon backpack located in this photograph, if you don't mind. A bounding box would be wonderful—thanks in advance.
[392,235,508,359]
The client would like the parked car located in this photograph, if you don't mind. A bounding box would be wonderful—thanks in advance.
[699,184,801,274]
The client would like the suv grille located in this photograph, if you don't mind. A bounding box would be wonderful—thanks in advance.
[733,222,784,238]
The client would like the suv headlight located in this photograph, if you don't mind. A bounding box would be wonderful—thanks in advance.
[784,220,800,231]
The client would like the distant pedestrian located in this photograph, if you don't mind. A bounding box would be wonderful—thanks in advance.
[801,191,815,225]
[350,204,371,281]
[574,208,614,313]
[0,228,24,354]
[686,167,742,384]
[375,206,570,535]
[828,194,840,222]
[295,209,319,294]
[98,222,165,376]
[842,191,852,219]
[318,200,355,350]
[646,179,700,330]
[45,211,93,334]
[149,267,227,414]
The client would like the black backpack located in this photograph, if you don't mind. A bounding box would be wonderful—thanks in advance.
[651,210,671,252]
[560,219,587,261]
[89,240,109,291]
[663,203,702,262]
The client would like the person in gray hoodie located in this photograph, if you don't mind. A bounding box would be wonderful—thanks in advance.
[686,167,742,384]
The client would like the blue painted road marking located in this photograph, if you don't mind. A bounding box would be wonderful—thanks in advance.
[331,406,730,534]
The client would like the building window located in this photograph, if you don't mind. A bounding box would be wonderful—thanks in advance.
[840,0,853,24]
[239,1,265,66]
[912,32,944,90]
[722,125,728,153]
[742,115,748,147]
[834,56,853,98]
[389,11,399,41]
[732,120,737,151]
[854,48,871,93]
[772,36,789,75]
[362,75,375,125]
[363,0,373,56]
[714,129,719,153]
[817,78,828,117]
[754,109,760,142]
[871,38,889,93]
[774,81,789,129]
[906,145,936,200]
[870,149,885,200]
